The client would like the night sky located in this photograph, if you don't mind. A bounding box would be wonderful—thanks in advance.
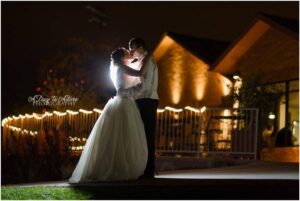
[1,1,299,117]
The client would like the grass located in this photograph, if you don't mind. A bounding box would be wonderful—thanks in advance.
[1,186,92,200]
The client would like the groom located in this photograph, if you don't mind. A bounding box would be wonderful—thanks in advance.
[129,37,159,179]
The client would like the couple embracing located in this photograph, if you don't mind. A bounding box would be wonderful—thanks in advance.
[69,37,159,182]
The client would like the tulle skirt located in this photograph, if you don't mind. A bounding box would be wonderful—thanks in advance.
[69,96,148,182]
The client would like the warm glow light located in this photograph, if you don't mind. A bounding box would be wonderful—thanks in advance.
[233,75,240,80]
[184,106,200,113]
[44,112,53,116]
[53,111,67,116]
[224,81,233,96]
[165,106,183,112]
[93,108,102,114]
[223,109,231,116]
[157,109,165,113]
[192,61,209,101]
[67,110,79,115]
[25,114,33,118]
[79,109,93,114]
[268,113,276,119]
[200,106,206,113]
[33,113,43,120]
[168,44,185,104]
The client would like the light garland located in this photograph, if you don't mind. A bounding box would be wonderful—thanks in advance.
[69,136,86,142]
[13,115,20,120]
[1,106,207,138]
[69,145,85,151]
[79,109,93,114]
[53,111,67,116]
[184,106,200,113]
[7,125,38,136]
[93,108,102,114]
[165,106,183,113]
[33,113,43,120]
[66,110,79,115]
[44,112,53,117]
[25,114,33,118]
[157,109,165,113]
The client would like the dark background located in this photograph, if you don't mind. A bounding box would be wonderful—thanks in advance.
[1,1,299,117]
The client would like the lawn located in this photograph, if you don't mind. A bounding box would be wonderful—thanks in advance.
[1,186,92,200]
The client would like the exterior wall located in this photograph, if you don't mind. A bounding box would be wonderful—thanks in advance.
[235,27,299,82]
[156,42,231,108]
[262,147,299,163]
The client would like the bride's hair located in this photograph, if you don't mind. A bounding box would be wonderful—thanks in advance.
[111,47,126,66]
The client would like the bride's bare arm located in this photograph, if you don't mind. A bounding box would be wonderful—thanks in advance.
[120,54,151,77]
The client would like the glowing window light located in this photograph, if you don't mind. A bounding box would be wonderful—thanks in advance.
[268,113,276,119]
[223,109,231,116]
[157,109,165,113]
[53,111,67,116]
[67,110,79,115]
[184,106,200,113]
[93,108,102,114]
[79,109,93,114]
[165,106,183,113]
[200,106,206,113]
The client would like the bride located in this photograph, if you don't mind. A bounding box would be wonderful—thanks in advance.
[69,47,149,182]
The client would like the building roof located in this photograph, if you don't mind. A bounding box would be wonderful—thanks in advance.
[260,13,299,35]
[166,32,230,65]
[212,14,299,76]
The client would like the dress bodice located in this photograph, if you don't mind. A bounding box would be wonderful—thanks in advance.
[110,66,133,97]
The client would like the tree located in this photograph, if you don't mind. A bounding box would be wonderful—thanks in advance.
[36,37,115,112]
[223,74,284,119]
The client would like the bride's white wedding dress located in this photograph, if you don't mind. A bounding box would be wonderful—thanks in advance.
[69,65,148,183]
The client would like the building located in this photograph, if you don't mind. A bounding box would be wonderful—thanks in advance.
[154,32,231,107]
[153,14,299,145]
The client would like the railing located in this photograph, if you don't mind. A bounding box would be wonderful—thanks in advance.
[156,107,259,159]
[1,107,259,159]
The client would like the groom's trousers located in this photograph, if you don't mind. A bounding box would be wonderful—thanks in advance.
[136,98,159,177]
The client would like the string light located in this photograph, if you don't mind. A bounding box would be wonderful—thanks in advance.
[44,112,53,117]
[66,110,79,115]
[53,111,67,116]
[93,108,102,114]
[13,115,20,120]
[2,106,207,128]
[25,114,33,118]
[1,105,207,144]
[184,106,200,113]
[157,109,165,113]
[79,109,93,114]
[165,106,183,112]
[33,113,43,120]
